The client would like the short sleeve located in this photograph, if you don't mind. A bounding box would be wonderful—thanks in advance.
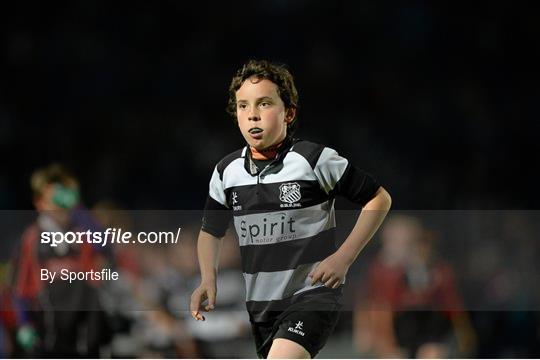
[314,147,380,206]
[201,166,231,238]
[208,166,227,207]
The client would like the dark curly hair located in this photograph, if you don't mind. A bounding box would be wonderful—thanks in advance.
[227,59,299,135]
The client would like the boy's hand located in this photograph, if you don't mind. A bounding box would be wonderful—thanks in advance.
[309,252,351,289]
[190,280,217,321]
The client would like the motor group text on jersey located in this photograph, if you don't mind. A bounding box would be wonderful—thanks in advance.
[40,227,181,247]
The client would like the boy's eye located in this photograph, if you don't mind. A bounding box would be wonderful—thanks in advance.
[238,103,247,110]
[260,102,271,108]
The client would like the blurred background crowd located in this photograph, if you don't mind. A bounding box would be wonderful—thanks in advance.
[0,165,538,358]
[1,0,539,358]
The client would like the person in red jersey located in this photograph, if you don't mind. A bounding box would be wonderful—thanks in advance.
[11,164,110,357]
[354,215,476,358]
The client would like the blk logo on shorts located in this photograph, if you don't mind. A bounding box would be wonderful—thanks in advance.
[279,182,301,208]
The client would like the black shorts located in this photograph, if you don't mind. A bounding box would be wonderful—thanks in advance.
[394,311,453,356]
[250,289,343,358]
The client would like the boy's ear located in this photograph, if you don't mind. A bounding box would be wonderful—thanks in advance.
[285,108,296,124]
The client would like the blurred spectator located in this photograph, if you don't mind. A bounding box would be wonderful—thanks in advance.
[92,202,200,358]
[353,215,476,358]
[170,225,251,358]
[461,212,540,357]
[9,164,110,357]
[0,262,16,357]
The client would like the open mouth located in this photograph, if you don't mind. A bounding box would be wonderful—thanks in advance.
[249,127,263,134]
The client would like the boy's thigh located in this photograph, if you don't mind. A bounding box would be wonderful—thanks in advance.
[253,309,341,359]
[267,338,311,359]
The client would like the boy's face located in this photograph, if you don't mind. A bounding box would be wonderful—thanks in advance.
[235,77,295,150]
[34,183,78,228]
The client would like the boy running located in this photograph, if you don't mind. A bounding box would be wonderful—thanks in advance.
[191,60,392,359]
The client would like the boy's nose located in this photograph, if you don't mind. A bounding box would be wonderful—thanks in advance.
[248,110,260,121]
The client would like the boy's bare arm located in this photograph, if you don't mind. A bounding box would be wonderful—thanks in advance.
[190,230,223,321]
[310,187,392,287]
[337,186,392,264]
[198,230,223,282]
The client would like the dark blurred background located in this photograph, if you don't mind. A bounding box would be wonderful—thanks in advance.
[1,1,540,358]
[1,1,538,210]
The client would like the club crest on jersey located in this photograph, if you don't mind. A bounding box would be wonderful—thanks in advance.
[279,182,302,208]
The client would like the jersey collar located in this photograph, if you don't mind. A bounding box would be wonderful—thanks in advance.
[244,136,296,176]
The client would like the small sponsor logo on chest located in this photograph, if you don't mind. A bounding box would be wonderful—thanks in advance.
[231,191,242,210]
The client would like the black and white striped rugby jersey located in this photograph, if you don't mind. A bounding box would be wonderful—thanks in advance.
[201,137,380,322]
